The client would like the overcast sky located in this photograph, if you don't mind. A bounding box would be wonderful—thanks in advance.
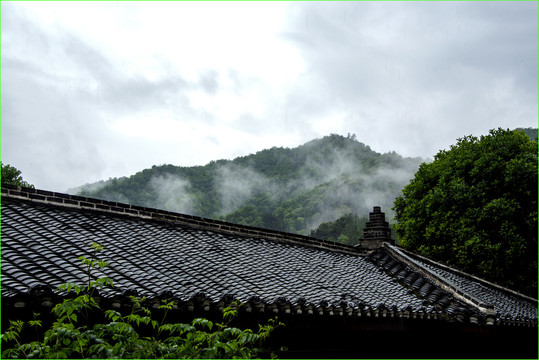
[1,1,537,192]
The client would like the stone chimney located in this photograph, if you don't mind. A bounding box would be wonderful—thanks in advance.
[359,206,394,250]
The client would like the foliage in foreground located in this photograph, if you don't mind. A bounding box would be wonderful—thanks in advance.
[393,128,538,296]
[1,243,283,359]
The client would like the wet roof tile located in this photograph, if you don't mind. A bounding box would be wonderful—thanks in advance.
[1,187,537,326]
[403,249,538,321]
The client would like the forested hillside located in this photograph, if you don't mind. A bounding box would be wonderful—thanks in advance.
[516,127,538,141]
[72,134,423,244]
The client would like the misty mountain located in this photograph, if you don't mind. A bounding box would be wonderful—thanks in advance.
[71,134,424,243]
[516,127,538,141]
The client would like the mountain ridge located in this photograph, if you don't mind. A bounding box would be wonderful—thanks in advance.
[71,134,424,243]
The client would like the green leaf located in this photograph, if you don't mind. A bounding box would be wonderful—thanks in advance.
[104,310,121,322]
[28,320,42,328]
[90,242,104,251]
[159,300,174,311]
[1,330,19,342]
[192,318,213,331]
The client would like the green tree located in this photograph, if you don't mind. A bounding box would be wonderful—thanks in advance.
[1,162,34,188]
[393,128,538,296]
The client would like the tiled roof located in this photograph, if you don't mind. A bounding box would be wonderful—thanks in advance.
[389,246,538,323]
[1,184,537,327]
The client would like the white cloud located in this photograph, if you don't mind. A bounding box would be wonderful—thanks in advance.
[1,1,537,192]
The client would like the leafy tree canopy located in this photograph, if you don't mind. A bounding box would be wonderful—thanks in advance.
[1,162,34,188]
[393,128,538,296]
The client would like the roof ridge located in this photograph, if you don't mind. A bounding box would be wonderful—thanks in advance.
[1,184,364,256]
[392,244,539,303]
[382,243,496,316]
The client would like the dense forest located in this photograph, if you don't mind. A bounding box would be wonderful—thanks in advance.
[72,134,423,245]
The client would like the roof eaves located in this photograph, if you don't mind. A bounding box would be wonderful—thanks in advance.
[383,243,497,317]
[391,244,538,304]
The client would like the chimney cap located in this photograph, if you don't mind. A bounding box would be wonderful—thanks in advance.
[358,206,394,250]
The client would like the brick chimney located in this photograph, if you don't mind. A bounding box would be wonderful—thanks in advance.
[359,206,394,250]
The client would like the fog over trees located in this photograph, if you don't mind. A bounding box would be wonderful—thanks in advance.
[71,134,424,244]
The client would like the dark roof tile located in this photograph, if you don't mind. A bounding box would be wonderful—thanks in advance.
[1,188,537,326]
[418,256,537,320]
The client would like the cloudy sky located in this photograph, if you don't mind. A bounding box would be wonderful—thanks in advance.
[1,1,537,192]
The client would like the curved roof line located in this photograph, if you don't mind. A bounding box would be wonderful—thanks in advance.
[0,184,362,256]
